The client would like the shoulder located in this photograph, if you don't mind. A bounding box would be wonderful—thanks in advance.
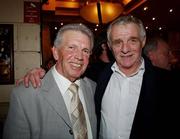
[82,77,96,88]
[11,82,41,101]
[81,77,97,95]
[11,70,54,100]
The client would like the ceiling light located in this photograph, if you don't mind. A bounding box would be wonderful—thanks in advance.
[80,0,124,24]
[169,9,173,13]
[143,6,148,11]
[152,17,156,21]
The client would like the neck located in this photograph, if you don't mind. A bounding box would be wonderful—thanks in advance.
[117,59,142,76]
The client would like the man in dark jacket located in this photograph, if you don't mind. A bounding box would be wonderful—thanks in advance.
[95,15,178,139]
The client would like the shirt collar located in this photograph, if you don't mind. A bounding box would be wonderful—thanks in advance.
[111,58,145,77]
[52,65,81,95]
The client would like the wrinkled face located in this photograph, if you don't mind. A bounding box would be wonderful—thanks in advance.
[52,30,91,82]
[151,41,171,70]
[109,23,146,75]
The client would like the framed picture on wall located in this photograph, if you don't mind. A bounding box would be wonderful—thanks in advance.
[0,24,14,84]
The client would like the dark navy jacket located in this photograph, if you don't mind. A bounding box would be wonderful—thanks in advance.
[94,57,178,139]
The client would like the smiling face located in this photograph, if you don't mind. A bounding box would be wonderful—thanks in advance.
[52,30,91,82]
[109,23,146,75]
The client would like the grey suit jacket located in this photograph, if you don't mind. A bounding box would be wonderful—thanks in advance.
[3,69,97,139]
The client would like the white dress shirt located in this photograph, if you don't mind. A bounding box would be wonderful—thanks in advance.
[52,65,93,139]
[100,59,145,139]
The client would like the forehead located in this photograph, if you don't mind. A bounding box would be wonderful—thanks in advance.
[111,23,141,40]
[157,41,169,51]
[61,30,91,47]
[62,30,87,38]
[61,30,90,42]
[158,40,169,48]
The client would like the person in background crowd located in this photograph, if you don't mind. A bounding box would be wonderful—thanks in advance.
[143,36,176,70]
[85,38,114,81]
[143,36,180,83]
[3,23,97,139]
[16,15,178,139]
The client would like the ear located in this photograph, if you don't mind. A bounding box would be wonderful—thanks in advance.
[141,37,146,48]
[52,47,59,60]
[101,43,106,50]
[107,42,112,50]
[147,51,155,61]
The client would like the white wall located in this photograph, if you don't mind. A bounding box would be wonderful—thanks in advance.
[0,0,41,103]
[0,0,23,23]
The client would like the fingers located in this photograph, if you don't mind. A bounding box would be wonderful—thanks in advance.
[16,78,24,86]
[23,72,32,88]
[16,67,46,88]
[39,68,46,78]
[34,70,42,88]
[36,68,46,87]
[23,67,44,88]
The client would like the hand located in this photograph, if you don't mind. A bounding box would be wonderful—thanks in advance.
[16,67,46,88]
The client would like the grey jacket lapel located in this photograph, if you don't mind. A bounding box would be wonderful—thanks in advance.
[40,70,72,128]
[80,77,97,137]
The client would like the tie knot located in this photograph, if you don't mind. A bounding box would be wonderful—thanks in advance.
[69,83,79,94]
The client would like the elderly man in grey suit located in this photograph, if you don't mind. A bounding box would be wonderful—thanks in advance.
[3,23,97,139]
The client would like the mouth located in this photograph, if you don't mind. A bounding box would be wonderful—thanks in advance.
[71,63,82,68]
[121,54,133,58]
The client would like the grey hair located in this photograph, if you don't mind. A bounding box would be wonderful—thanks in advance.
[107,15,146,45]
[54,23,94,50]
[143,37,165,56]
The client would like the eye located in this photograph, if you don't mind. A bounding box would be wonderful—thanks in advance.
[68,46,74,49]
[112,40,123,47]
[128,38,139,45]
[67,45,76,51]
[82,48,90,55]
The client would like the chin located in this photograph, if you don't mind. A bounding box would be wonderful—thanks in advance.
[71,72,82,78]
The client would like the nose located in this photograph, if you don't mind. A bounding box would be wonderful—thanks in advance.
[121,42,130,54]
[75,49,83,60]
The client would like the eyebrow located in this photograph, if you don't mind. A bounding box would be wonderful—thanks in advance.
[112,36,140,43]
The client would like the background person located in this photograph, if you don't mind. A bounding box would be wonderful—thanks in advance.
[143,36,175,70]
[85,38,114,82]
[143,36,180,82]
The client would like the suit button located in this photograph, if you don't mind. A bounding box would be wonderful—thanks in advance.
[69,129,73,135]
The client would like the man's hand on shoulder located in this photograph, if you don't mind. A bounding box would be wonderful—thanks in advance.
[16,67,46,88]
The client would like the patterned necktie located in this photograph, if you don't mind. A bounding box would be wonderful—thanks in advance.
[69,83,88,139]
